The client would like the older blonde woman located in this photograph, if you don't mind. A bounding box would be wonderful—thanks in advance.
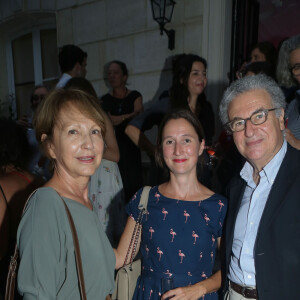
[17,89,115,299]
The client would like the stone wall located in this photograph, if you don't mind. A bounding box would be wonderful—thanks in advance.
[0,0,232,139]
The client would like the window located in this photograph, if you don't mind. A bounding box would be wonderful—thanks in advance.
[8,28,59,118]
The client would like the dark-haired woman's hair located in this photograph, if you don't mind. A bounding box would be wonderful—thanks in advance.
[169,54,208,115]
[245,61,276,79]
[155,109,205,171]
[0,119,30,175]
[65,77,98,98]
[250,41,277,66]
[108,60,128,76]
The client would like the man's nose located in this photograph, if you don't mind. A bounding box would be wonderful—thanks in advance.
[244,119,255,137]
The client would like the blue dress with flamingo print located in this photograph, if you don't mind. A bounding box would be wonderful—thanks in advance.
[126,185,227,300]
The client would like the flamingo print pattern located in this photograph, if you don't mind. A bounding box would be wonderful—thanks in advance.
[170,228,176,242]
[178,250,185,263]
[149,227,155,239]
[145,245,149,257]
[126,186,227,300]
[211,235,215,247]
[218,199,225,212]
[154,192,160,203]
[163,270,173,277]
[204,214,210,225]
[192,231,199,244]
[157,247,164,261]
[183,210,190,223]
[162,208,168,220]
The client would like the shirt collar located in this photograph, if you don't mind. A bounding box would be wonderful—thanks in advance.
[240,139,287,186]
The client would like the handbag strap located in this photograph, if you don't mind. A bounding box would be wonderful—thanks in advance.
[59,196,87,300]
[124,186,151,266]
[0,184,8,204]
[5,189,38,300]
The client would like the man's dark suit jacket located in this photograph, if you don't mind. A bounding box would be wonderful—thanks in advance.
[221,144,300,299]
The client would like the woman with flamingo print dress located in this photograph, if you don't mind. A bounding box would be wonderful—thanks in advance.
[115,110,227,299]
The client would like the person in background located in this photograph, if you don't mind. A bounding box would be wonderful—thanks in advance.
[125,54,215,186]
[219,74,300,300]
[101,60,144,202]
[18,85,48,128]
[115,110,227,300]
[243,61,275,79]
[65,77,126,247]
[17,85,52,179]
[276,34,300,150]
[236,41,277,79]
[17,89,115,299]
[56,44,87,88]
[0,119,44,298]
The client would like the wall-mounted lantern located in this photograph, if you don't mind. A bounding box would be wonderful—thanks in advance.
[150,0,176,50]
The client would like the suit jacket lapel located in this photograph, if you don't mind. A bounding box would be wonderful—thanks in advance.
[225,177,246,263]
[256,145,299,238]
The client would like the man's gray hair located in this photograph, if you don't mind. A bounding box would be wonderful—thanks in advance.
[219,74,286,125]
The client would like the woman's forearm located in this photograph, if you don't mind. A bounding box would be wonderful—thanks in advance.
[125,125,155,157]
[195,270,221,295]
[102,148,120,162]
[161,270,221,300]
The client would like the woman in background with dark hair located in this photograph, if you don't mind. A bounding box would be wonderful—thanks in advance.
[125,54,215,186]
[0,119,44,298]
[101,60,144,202]
[169,54,215,145]
[126,54,215,152]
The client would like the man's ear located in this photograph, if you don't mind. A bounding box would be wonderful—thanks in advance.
[41,134,56,159]
[72,62,81,77]
[279,108,285,131]
[199,139,205,156]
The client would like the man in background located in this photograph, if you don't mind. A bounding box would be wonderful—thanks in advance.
[56,44,87,88]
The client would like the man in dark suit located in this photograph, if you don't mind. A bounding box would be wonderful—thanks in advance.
[219,74,300,300]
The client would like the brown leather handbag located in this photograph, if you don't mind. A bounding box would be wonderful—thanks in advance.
[5,191,87,300]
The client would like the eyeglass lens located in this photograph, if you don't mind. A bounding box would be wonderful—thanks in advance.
[229,110,270,132]
[291,63,300,76]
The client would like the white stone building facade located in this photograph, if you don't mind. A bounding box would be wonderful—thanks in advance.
[0,0,232,139]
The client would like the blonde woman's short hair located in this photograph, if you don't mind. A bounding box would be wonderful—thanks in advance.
[34,88,106,159]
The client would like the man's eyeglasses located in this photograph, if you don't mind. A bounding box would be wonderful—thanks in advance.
[226,108,279,132]
[290,63,300,76]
